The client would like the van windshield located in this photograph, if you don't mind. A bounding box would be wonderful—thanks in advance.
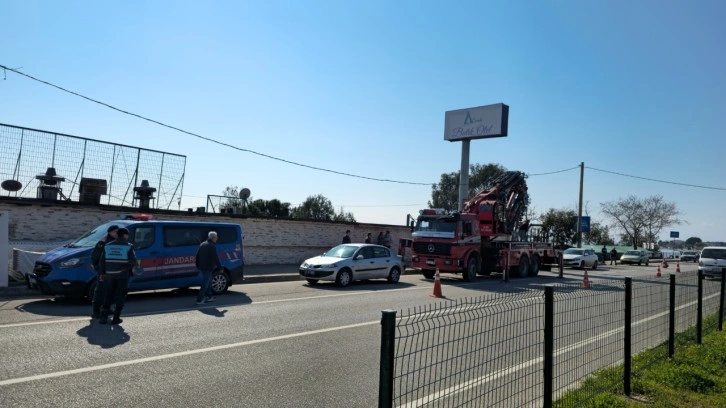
[66,222,126,248]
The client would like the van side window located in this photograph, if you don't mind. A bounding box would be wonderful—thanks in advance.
[131,227,155,250]
[163,226,239,247]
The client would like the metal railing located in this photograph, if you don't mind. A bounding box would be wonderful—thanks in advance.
[379,268,726,407]
[0,123,186,210]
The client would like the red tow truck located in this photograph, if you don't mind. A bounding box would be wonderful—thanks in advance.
[410,171,560,280]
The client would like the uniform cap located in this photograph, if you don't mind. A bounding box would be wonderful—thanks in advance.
[107,225,119,233]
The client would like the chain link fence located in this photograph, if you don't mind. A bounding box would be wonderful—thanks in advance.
[0,123,185,210]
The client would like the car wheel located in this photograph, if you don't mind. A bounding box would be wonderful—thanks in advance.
[211,270,230,295]
[463,256,477,282]
[592,261,598,270]
[645,259,649,266]
[306,279,319,285]
[638,260,641,266]
[422,270,435,280]
[387,267,401,283]
[515,255,529,278]
[579,261,584,270]
[336,268,353,287]
[529,256,540,277]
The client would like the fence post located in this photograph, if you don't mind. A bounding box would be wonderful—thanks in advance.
[624,277,632,396]
[558,252,563,278]
[379,309,396,408]
[697,270,703,345]
[720,268,725,331]
[669,274,676,358]
[544,286,554,408]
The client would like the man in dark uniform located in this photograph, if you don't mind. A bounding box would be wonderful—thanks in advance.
[91,225,118,319]
[98,227,136,325]
[342,230,351,244]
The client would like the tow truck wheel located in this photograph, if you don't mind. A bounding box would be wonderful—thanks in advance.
[516,256,530,278]
[529,256,540,277]
[463,257,477,282]
[422,270,435,280]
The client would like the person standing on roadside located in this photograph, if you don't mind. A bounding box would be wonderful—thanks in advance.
[601,246,608,263]
[195,231,222,305]
[376,232,385,245]
[364,233,372,244]
[98,228,136,325]
[342,230,351,244]
[382,231,393,249]
[91,225,118,319]
[610,248,618,265]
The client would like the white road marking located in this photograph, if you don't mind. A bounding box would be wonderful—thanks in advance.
[0,320,379,386]
[0,285,431,329]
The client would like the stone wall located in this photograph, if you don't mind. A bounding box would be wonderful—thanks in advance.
[0,199,413,265]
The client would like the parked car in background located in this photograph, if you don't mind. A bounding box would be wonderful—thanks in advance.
[698,247,726,278]
[619,250,650,266]
[679,251,700,262]
[562,248,599,269]
[299,243,403,287]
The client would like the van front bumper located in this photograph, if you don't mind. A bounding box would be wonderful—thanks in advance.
[28,273,87,297]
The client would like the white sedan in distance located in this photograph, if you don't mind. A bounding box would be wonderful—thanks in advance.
[299,244,403,287]
[562,248,599,269]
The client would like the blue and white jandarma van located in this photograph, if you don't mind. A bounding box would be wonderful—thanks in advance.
[28,215,244,298]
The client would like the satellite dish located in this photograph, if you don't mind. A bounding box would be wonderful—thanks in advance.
[1,179,22,192]
[239,188,251,200]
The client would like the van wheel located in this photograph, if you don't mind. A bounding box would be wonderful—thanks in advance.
[86,280,98,301]
[211,270,230,294]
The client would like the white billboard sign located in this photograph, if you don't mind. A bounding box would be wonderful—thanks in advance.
[444,103,509,141]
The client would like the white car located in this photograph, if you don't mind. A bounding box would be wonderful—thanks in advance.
[619,250,650,266]
[299,244,403,287]
[698,246,726,278]
[562,248,599,269]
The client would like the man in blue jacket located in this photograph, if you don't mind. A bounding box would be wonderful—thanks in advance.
[98,228,136,325]
[195,231,222,305]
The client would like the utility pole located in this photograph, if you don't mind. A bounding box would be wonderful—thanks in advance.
[458,140,470,211]
[577,162,584,248]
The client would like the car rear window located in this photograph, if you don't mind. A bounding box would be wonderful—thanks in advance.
[701,249,726,259]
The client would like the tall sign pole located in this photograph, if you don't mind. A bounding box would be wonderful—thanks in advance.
[444,103,510,211]
[458,140,470,211]
[577,162,584,248]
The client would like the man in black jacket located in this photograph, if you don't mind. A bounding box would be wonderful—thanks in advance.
[195,231,222,305]
[91,225,118,319]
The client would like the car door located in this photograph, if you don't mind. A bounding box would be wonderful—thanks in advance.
[353,246,377,280]
[372,246,394,278]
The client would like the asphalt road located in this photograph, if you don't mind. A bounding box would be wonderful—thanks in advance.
[0,262,709,407]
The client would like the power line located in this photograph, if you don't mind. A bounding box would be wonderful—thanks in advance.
[586,166,726,191]
[0,64,431,186]
[527,166,579,176]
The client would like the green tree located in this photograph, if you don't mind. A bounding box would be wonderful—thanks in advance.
[429,163,507,210]
[541,208,578,248]
[219,185,242,210]
[685,237,702,248]
[584,223,615,246]
[290,194,337,221]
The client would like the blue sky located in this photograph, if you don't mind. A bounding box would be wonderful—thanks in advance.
[2,1,725,242]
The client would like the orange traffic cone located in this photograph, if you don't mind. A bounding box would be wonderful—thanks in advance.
[581,269,591,288]
[656,264,662,278]
[676,261,681,273]
[431,269,445,298]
